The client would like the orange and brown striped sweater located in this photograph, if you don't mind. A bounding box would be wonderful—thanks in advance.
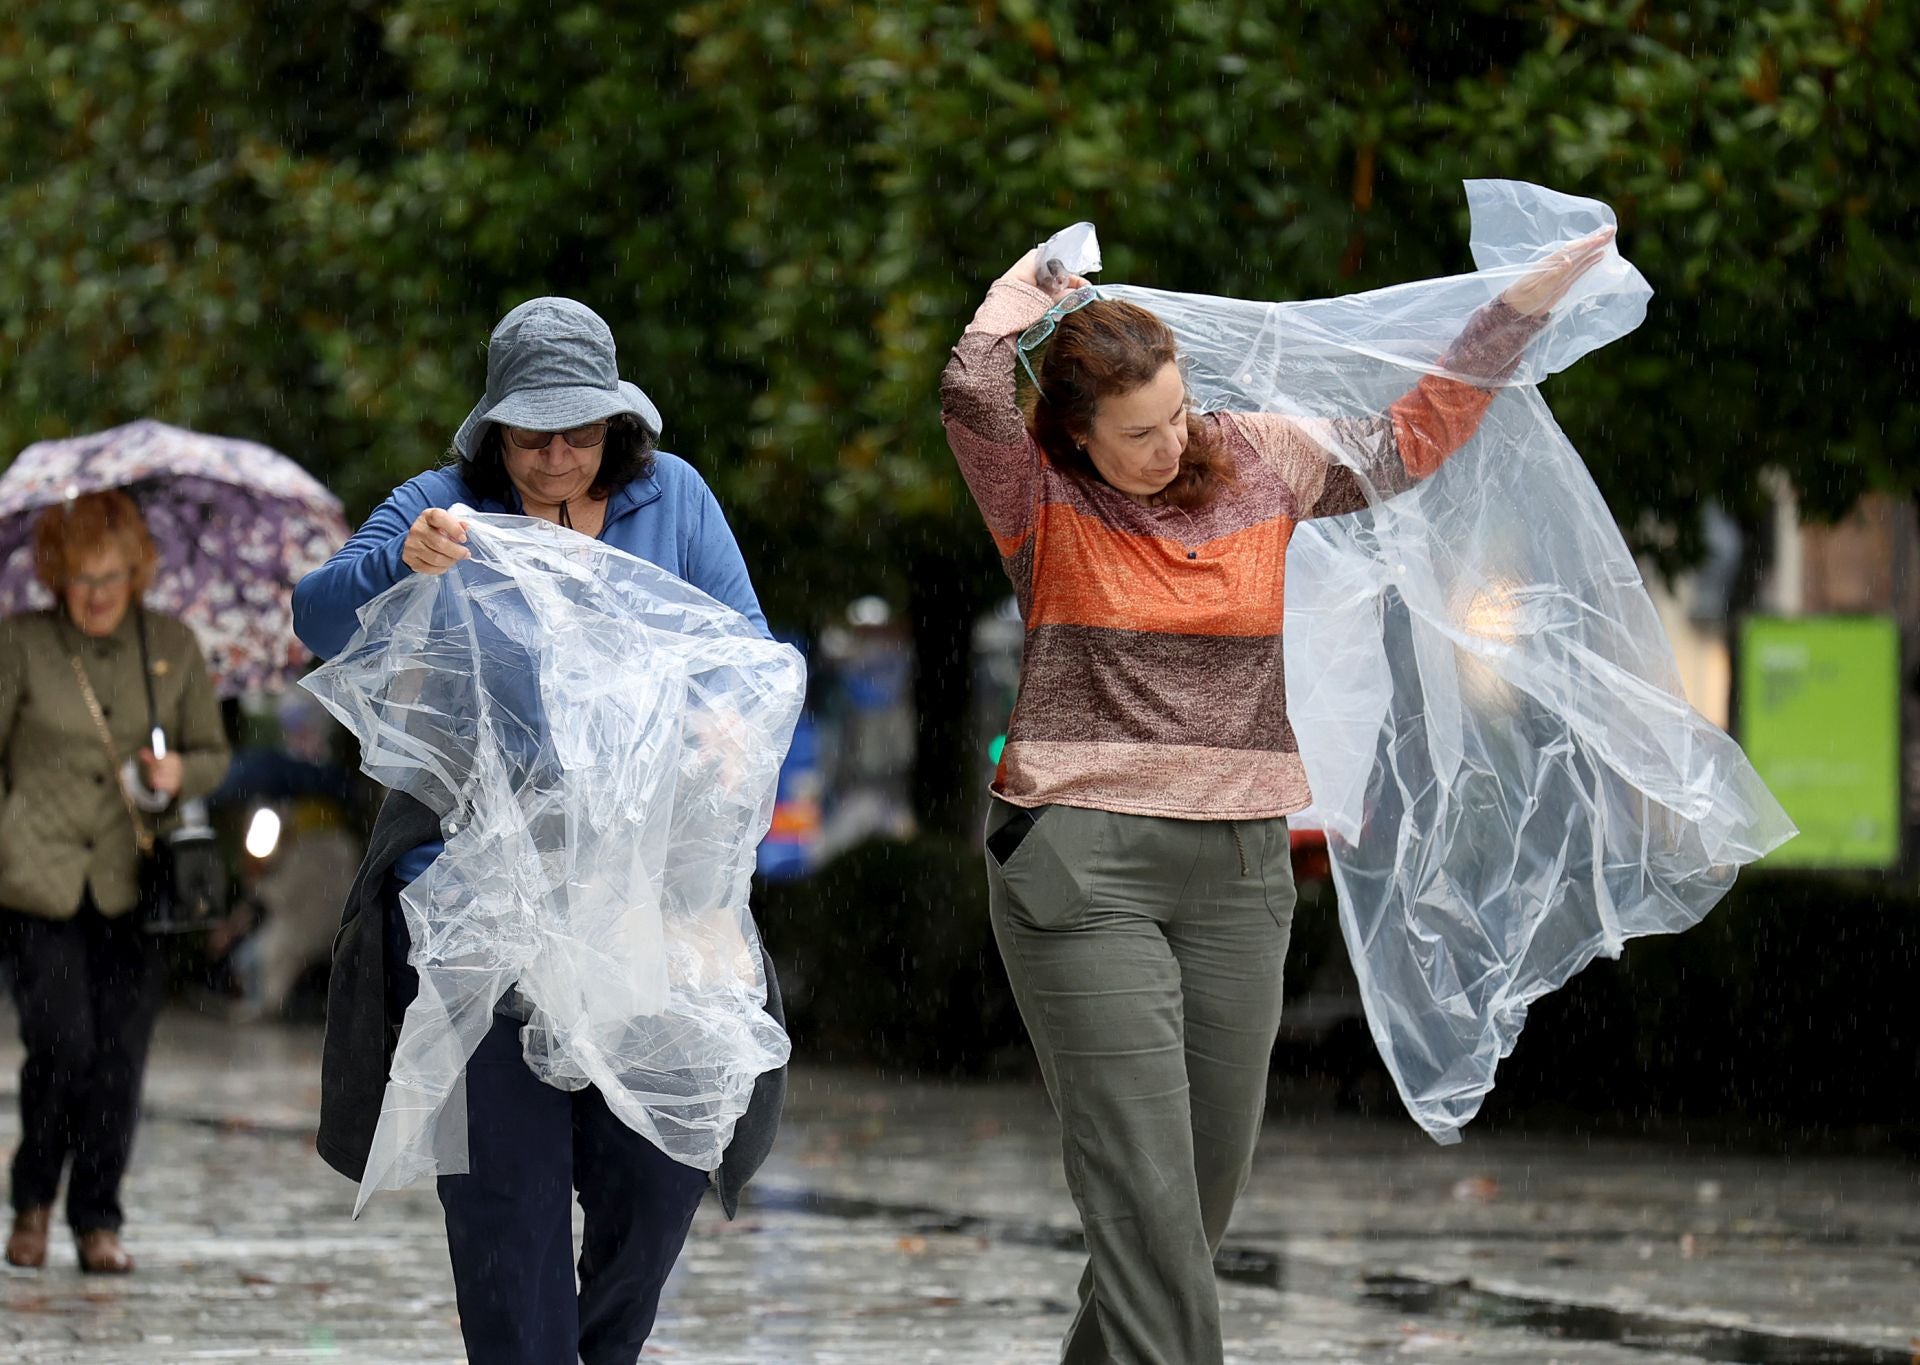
[941,278,1545,821]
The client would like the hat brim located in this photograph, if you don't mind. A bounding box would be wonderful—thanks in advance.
[453,381,662,456]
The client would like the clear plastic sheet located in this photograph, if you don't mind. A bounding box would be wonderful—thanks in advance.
[303,510,804,1210]
[1076,180,1795,1142]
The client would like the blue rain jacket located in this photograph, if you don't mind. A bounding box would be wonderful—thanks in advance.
[292,454,770,885]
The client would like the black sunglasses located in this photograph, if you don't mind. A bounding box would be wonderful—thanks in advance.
[503,422,610,450]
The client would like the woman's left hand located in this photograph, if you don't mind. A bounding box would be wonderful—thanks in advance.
[139,749,184,798]
[1500,226,1616,317]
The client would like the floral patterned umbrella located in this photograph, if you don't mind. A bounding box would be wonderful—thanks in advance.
[0,419,350,698]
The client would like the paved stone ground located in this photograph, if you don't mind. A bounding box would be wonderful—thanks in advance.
[1,1010,1915,1363]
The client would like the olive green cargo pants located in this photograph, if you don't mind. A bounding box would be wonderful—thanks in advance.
[985,799,1296,1365]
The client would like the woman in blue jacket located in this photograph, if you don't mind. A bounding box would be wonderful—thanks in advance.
[292,296,778,1365]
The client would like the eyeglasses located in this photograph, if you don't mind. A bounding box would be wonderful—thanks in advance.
[1017,285,1102,394]
[67,569,133,591]
[504,422,609,450]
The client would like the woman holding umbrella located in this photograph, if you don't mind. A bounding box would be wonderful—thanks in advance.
[0,418,350,701]
[1,491,229,1273]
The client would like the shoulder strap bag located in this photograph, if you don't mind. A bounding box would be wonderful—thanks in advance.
[69,614,226,933]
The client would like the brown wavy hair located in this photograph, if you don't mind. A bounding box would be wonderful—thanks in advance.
[1021,298,1234,510]
[32,490,158,595]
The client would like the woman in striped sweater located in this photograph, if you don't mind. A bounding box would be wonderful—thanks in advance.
[942,232,1611,1365]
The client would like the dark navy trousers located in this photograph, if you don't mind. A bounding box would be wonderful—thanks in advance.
[387,883,709,1365]
[4,898,164,1233]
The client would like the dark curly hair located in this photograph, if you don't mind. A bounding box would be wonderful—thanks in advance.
[454,412,658,506]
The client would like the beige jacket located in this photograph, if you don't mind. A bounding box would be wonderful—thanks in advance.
[0,608,230,919]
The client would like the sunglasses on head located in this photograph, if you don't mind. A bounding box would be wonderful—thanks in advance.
[1017,286,1102,394]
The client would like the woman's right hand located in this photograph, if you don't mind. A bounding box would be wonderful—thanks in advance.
[401,508,470,575]
[999,248,1089,301]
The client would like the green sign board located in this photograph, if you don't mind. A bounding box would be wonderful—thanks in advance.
[1740,616,1900,869]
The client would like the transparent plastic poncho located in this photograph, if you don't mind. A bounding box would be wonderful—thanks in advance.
[1049,180,1796,1143]
[303,511,804,1210]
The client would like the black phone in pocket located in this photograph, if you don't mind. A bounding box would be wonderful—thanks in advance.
[987,807,1041,867]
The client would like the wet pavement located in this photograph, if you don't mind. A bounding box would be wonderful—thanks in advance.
[1,1010,1915,1363]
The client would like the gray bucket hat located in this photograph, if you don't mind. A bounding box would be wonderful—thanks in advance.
[452,297,663,456]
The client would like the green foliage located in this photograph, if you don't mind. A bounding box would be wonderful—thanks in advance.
[1416,0,1920,553]
[2,0,1912,610]
[0,2,323,457]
